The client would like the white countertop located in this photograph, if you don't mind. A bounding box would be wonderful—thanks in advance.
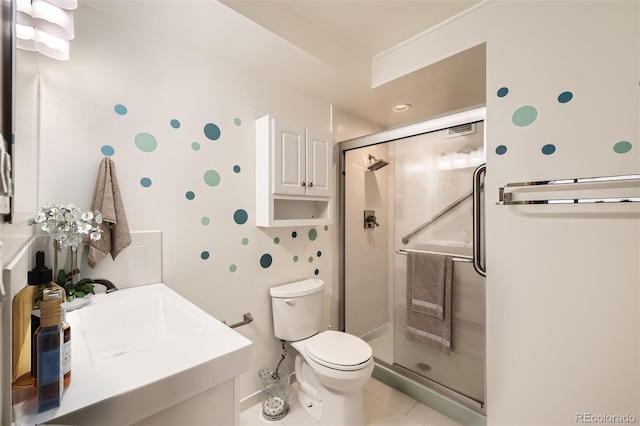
[12,283,252,425]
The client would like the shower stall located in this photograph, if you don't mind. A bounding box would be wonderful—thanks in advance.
[338,107,487,418]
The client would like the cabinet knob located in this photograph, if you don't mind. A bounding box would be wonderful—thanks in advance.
[309,182,313,187]
[301,181,306,187]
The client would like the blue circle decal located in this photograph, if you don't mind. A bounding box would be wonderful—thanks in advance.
[495,145,507,155]
[114,104,127,115]
[204,123,221,140]
[557,91,573,103]
[101,145,115,156]
[260,254,272,268]
[497,87,509,98]
[201,251,210,260]
[140,177,152,187]
[186,191,195,200]
[541,144,556,155]
[233,209,248,224]
[170,119,181,129]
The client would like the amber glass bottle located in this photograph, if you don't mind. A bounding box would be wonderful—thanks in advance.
[11,251,65,387]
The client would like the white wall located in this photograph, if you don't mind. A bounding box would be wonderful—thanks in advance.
[375,1,640,424]
[344,144,391,337]
[24,3,334,401]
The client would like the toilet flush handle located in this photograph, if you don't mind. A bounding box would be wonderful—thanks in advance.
[284,299,295,305]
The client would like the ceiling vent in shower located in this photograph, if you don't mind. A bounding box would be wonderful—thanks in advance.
[446,123,476,138]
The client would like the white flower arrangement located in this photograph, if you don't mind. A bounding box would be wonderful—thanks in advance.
[31,203,103,249]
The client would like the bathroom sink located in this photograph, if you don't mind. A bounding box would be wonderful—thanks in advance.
[12,283,252,425]
[80,285,205,361]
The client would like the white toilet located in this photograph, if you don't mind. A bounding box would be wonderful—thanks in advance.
[270,278,374,426]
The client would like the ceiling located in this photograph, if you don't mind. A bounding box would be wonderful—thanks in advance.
[81,0,486,129]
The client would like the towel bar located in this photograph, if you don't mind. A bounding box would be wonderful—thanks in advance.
[497,173,640,205]
[224,312,253,329]
[395,249,472,264]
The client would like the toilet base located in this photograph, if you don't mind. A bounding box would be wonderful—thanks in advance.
[294,353,370,426]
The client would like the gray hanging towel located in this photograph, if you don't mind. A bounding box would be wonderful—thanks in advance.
[88,157,132,268]
[406,251,453,354]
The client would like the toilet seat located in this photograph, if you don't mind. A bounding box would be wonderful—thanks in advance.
[303,331,372,371]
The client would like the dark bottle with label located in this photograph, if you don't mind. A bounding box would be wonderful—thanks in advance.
[35,288,63,412]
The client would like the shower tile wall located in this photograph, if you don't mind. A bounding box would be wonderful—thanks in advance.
[345,144,392,338]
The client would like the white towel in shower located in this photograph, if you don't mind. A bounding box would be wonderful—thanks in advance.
[406,252,453,354]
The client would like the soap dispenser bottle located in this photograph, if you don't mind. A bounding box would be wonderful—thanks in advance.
[11,251,66,387]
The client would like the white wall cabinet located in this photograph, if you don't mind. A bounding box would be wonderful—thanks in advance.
[256,114,332,227]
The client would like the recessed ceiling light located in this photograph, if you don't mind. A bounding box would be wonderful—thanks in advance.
[392,103,412,112]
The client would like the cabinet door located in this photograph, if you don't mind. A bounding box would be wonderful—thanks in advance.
[273,119,306,196]
[305,129,332,197]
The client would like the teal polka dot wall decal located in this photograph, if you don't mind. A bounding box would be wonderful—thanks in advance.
[241,237,249,245]
[170,119,181,129]
[233,165,241,173]
[140,177,152,187]
[512,106,537,127]
[135,132,158,152]
[314,269,319,276]
[191,142,201,151]
[229,264,237,272]
[541,144,556,155]
[496,145,507,155]
[260,254,272,268]
[324,225,328,231]
[497,87,509,98]
[557,91,573,103]
[316,251,322,257]
[293,255,298,262]
[204,170,221,187]
[308,257,314,263]
[613,141,632,154]
[292,231,297,238]
[201,217,210,225]
[101,145,115,156]
[114,104,127,115]
[185,191,195,200]
[308,228,317,241]
[204,123,221,140]
[233,209,248,224]
[274,237,280,244]
[201,251,210,260]
[234,118,241,126]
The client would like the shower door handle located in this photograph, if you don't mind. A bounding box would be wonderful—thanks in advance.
[472,163,486,277]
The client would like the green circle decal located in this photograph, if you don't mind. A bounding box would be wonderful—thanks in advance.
[135,132,158,152]
[613,141,632,154]
[204,170,221,187]
[512,106,538,127]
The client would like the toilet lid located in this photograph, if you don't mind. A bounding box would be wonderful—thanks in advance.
[304,331,372,371]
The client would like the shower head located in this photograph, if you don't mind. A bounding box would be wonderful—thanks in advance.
[367,154,389,171]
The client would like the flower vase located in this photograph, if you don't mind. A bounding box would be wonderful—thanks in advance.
[53,239,60,281]
[69,246,79,286]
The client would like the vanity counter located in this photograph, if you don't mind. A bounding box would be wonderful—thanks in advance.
[12,283,253,425]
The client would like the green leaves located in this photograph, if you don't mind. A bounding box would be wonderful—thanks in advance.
[55,268,97,302]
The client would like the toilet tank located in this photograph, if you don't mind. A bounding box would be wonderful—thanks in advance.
[270,279,324,341]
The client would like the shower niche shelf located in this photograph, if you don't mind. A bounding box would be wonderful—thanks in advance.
[256,114,332,227]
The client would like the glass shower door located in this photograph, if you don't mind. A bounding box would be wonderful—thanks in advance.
[392,124,486,405]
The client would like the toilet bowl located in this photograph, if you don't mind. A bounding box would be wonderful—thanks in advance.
[291,330,373,425]
[270,279,374,426]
